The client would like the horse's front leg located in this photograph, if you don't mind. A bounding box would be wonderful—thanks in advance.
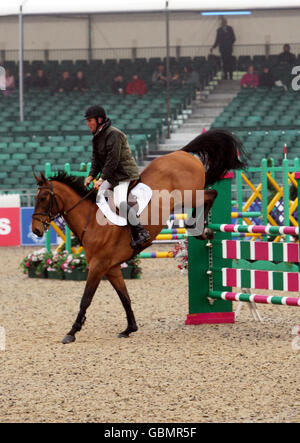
[106,265,138,338]
[62,264,104,344]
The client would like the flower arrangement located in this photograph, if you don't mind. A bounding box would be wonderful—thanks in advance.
[61,252,89,274]
[172,240,188,274]
[122,255,142,278]
[21,249,141,279]
[20,248,51,276]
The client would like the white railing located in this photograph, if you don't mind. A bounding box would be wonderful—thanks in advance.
[1,43,300,63]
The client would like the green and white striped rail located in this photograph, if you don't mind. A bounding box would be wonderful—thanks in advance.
[208,223,299,236]
[209,291,300,307]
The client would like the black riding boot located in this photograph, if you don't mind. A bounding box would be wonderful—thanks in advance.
[120,202,150,249]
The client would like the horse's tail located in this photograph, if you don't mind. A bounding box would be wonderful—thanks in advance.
[180,128,247,187]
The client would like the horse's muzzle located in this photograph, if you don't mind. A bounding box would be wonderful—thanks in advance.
[33,228,43,238]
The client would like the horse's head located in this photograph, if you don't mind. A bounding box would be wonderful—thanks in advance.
[32,173,61,237]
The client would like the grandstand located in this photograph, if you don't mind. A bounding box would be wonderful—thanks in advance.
[211,87,300,166]
[0,56,220,196]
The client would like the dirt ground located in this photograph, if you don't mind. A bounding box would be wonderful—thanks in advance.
[0,244,299,423]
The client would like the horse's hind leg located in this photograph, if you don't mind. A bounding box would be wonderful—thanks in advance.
[62,265,104,344]
[106,265,138,338]
[186,189,218,239]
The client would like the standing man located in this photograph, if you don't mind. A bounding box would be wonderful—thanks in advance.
[210,17,236,80]
[84,105,150,249]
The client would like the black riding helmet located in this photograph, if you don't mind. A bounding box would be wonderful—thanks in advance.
[84,105,106,120]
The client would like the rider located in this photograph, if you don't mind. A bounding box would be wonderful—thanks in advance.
[83,105,150,249]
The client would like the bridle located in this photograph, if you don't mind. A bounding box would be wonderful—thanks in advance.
[32,181,95,243]
[32,181,62,231]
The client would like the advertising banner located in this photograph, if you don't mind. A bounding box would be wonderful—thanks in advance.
[0,195,20,247]
[21,207,57,246]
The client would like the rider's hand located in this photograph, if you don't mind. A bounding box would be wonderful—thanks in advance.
[84,176,93,187]
[93,179,103,190]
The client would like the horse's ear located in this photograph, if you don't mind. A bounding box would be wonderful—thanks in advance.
[33,172,46,186]
[40,172,47,183]
[33,173,42,185]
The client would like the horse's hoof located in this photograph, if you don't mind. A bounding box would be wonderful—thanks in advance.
[118,332,129,338]
[201,228,215,240]
[61,334,76,344]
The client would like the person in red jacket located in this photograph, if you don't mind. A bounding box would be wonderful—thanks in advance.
[240,65,259,89]
[126,74,147,96]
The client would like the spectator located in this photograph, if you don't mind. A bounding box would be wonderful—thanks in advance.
[171,72,182,87]
[152,63,168,86]
[278,44,296,65]
[73,70,88,92]
[24,72,32,91]
[240,65,259,89]
[211,17,236,80]
[182,64,200,89]
[56,71,73,93]
[111,74,126,96]
[33,69,49,88]
[126,74,147,96]
[259,66,275,89]
[3,69,15,96]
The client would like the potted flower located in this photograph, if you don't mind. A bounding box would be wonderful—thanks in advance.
[172,240,188,274]
[62,253,89,281]
[20,248,49,278]
[122,256,142,279]
[46,251,67,280]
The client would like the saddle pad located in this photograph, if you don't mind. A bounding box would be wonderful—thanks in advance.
[96,182,152,226]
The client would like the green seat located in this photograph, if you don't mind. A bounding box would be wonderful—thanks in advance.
[18,165,33,173]
[15,136,31,143]
[36,146,51,154]
[12,153,27,161]
[61,125,77,131]
[0,153,10,161]
[25,142,40,150]
[80,135,92,143]
[30,153,44,160]
[6,159,19,167]
[44,124,60,131]
[65,135,80,142]
[14,171,26,179]
[53,146,67,153]
[1,136,13,143]
[9,142,23,151]
[49,136,65,143]
[0,172,8,180]
[70,146,85,153]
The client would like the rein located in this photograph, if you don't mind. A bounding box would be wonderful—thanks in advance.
[32,182,95,244]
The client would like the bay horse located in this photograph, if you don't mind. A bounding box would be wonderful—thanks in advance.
[32,129,246,344]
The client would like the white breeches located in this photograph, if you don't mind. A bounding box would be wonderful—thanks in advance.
[99,180,130,209]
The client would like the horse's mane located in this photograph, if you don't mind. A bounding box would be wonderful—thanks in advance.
[49,171,97,202]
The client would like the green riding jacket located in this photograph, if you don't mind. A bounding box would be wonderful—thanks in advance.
[89,119,139,188]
